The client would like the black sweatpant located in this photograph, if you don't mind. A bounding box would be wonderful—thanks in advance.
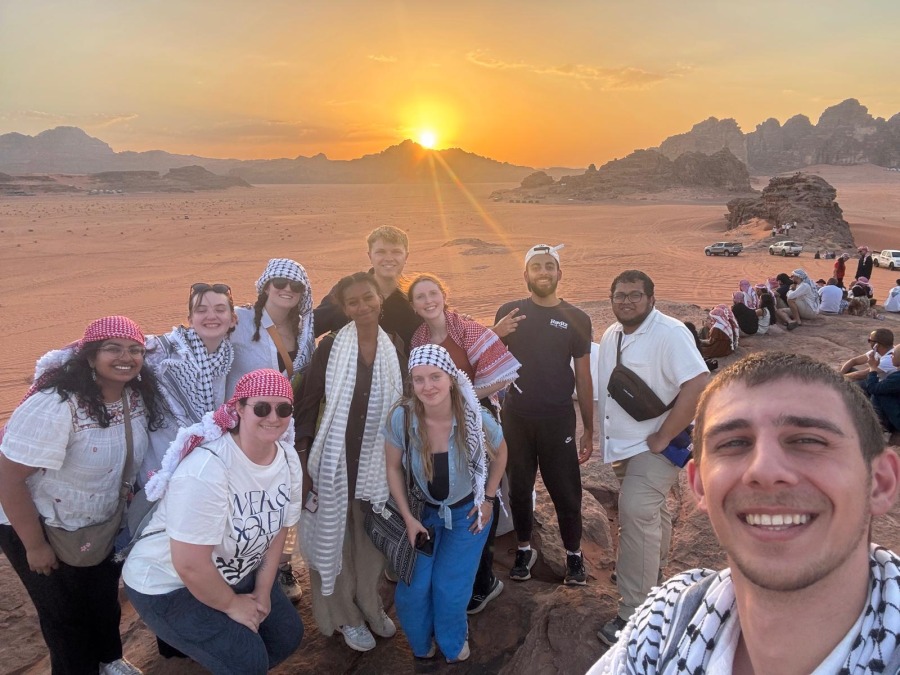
[502,407,583,552]
[0,524,124,675]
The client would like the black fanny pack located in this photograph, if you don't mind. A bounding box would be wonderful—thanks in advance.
[607,332,676,422]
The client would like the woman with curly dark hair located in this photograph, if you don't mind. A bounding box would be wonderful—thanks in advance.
[0,316,163,675]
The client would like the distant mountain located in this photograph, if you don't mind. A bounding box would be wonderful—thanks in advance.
[0,127,240,174]
[655,99,900,172]
[0,127,533,183]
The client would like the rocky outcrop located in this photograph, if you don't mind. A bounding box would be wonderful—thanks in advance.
[493,148,752,201]
[672,148,752,190]
[660,100,900,173]
[521,170,555,188]
[659,117,748,165]
[89,166,250,192]
[726,172,854,250]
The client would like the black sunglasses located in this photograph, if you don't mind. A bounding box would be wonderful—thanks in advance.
[251,402,293,418]
[271,278,304,293]
[191,283,232,296]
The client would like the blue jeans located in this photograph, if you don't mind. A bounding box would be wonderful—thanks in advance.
[125,570,302,675]
[395,500,491,659]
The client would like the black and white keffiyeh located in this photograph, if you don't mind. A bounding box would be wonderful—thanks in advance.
[165,327,234,420]
[408,343,489,526]
[256,258,315,373]
[591,545,900,675]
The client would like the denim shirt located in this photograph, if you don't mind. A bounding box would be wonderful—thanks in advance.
[385,406,503,530]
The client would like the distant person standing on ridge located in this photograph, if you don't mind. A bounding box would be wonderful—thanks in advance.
[595,270,709,647]
[856,246,874,282]
[495,244,594,586]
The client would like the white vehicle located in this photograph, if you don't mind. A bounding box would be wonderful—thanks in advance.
[874,250,900,270]
[768,241,803,257]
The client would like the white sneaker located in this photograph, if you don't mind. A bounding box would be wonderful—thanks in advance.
[369,608,397,638]
[446,640,470,664]
[100,658,143,675]
[340,623,376,652]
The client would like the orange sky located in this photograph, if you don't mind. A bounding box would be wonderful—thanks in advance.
[1,1,899,168]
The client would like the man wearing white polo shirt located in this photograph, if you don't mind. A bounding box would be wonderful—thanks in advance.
[596,270,709,645]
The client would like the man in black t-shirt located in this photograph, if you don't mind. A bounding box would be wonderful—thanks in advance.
[496,244,594,586]
[313,226,423,353]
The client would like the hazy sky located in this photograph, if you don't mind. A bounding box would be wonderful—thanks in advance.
[1,1,898,167]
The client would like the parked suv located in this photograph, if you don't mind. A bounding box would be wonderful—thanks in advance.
[769,241,803,257]
[705,241,743,257]
[875,250,900,270]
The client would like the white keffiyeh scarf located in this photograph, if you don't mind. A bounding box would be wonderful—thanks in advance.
[299,323,403,596]
[593,545,900,675]
[407,343,490,528]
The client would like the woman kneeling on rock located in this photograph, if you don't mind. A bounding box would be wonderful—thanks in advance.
[385,344,507,663]
[123,369,304,675]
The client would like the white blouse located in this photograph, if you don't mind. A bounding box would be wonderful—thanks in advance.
[0,389,149,530]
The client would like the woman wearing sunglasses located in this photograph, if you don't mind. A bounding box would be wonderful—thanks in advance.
[123,369,304,675]
[227,258,315,597]
[227,258,315,397]
[0,316,163,675]
[384,344,507,663]
[294,272,405,652]
[140,283,237,488]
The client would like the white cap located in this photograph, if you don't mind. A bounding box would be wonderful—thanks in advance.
[525,243,564,267]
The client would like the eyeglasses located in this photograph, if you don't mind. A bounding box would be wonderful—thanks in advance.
[271,278,304,293]
[191,283,232,296]
[611,291,646,304]
[98,345,146,357]
[868,339,880,346]
[251,402,294,418]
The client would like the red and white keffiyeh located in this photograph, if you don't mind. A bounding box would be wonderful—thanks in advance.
[145,368,293,500]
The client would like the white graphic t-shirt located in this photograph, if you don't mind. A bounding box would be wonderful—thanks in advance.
[123,433,303,595]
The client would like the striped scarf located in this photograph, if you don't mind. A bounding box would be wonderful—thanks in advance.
[593,545,900,675]
[299,323,403,595]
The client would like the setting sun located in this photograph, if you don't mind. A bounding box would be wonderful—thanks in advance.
[418,129,438,149]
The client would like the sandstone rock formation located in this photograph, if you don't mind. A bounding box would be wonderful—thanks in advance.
[521,170,555,188]
[494,148,751,201]
[656,99,900,173]
[659,117,748,164]
[726,172,854,251]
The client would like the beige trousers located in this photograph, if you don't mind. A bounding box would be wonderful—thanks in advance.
[613,450,680,620]
[309,498,386,635]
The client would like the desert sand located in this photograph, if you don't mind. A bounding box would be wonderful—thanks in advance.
[2,165,900,673]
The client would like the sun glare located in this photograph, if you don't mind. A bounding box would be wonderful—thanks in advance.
[418,129,438,149]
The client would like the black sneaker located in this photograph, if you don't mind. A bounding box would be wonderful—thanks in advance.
[509,548,538,581]
[278,563,303,602]
[467,577,504,614]
[597,616,628,647]
[564,553,587,585]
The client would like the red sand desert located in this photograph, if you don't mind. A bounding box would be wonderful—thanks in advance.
[2,164,900,673]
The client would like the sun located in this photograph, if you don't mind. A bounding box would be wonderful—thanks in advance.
[418,129,438,149]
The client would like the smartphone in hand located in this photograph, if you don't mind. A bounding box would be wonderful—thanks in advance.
[415,526,435,556]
